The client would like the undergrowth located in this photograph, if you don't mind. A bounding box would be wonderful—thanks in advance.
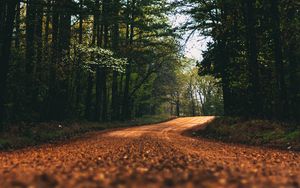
[196,117,300,151]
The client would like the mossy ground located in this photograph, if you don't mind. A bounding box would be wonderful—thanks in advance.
[0,114,175,150]
[196,117,300,151]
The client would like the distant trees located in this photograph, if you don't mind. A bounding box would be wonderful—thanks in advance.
[193,73,224,116]
[181,0,300,121]
[160,61,224,117]
[0,0,180,126]
[2,0,297,126]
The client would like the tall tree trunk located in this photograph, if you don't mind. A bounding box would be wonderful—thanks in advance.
[59,0,71,57]
[48,0,59,120]
[35,1,43,67]
[122,60,132,120]
[111,0,120,121]
[286,5,299,120]
[270,0,287,119]
[0,0,18,126]
[219,44,231,116]
[79,0,83,44]
[44,0,50,61]
[176,94,180,117]
[34,0,44,116]
[60,0,71,119]
[111,72,119,120]
[86,0,100,120]
[95,0,103,121]
[85,74,94,120]
[25,0,36,76]
[97,25,103,47]
[188,79,195,116]
[15,1,20,48]
[122,0,135,120]
[95,68,103,121]
[218,1,233,116]
[198,90,206,115]
[118,74,123,119]
[0,1,5,33]
[92,0,98,46]
[101,0,110,121]
[75,0,84,115]
[48,0,72,120]
[101,69,108,121]
[244,0,260,117]
[25,0,36,115]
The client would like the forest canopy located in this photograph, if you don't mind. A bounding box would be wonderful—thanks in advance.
[1,0,221,127]
[1,0,299,127]
[175,0,300,120]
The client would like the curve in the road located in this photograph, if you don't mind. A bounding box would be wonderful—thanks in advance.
[0,117,299,188]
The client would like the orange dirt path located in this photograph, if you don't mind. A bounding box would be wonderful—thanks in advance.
[0,117,299,188]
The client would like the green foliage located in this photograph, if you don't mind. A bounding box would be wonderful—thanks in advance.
[179,0,300,120]
[198,117,300,150]
[1,0,182,123]
[76,44,127,73]
[159,59,224,117]
[0,139,10,149]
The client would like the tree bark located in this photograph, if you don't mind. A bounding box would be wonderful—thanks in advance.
[25,0,36,76]
[111,0,120,121]
[270,0,287,119]
[15,1,20,48]
[85,74,94,120]
[95,68,103,121]
[286,4,299,120]
[75,0,84,114]
[101,0,110,121]
[244,0,261,117]
[0,0,18,126]
[122,0,135,120]
[48,0,59,120]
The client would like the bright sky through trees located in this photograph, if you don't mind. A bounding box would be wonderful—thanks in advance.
[168,13,211,61]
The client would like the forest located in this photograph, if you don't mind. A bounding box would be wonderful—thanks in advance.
[0,0,300,132]
[0,0,300,126]
[0,0,299,124]
[0,0,300,187]
[0,0,225,127]
[182,0,299,120]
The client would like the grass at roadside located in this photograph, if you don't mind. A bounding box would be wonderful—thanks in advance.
[0,114,175,151]
[195,117,300,151]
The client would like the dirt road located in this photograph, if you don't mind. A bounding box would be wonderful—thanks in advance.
[0,117,299,188]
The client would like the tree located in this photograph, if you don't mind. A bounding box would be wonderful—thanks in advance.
[180,0,300,121]
[244,0,261,117]
[0,0,18,127]
[0,0,184,126]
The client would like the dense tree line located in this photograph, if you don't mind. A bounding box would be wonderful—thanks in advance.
[2,0,297,128]
[161,61,223,117]
[0,0,181,127]
[180,0,300,121]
